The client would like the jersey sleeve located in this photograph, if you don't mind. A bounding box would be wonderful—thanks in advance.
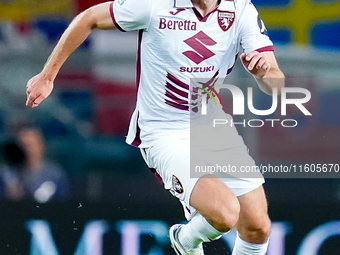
[110,0,153,32]
[238,2,274,54]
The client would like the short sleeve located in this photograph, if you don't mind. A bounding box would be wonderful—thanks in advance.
[110,0,153,32]
[238,2,274,54]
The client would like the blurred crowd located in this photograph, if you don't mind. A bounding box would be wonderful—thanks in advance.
[0,127,69,203]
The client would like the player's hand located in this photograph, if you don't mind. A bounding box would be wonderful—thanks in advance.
[26,73,54,108]
[240,51,271,78]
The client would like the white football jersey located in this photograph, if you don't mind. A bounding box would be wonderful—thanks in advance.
[110,0,274,147]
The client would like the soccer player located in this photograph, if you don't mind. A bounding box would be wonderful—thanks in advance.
[26,0,284,254]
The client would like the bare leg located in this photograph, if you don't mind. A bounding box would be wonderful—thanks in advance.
[174,176,270,254]
[236,185,271,243]
[172,175,240,252]
[190,175,241,232]
[231,186,271,255]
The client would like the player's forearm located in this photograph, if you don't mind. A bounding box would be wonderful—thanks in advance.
[255,67,285,95]
[41,12,92,81]
[41,3,114,81]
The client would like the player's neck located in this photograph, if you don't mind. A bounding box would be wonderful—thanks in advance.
[192,0,219,17]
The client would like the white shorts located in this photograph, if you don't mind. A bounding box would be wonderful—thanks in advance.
[140,137,264,220]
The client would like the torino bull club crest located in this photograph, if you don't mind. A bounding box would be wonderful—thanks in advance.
[218,11,235,32]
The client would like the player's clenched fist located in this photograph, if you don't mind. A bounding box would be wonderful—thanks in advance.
[240,51,271,78]
[26,73,54,108]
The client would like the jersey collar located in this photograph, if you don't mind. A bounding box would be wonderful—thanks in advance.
[174,0,235,11]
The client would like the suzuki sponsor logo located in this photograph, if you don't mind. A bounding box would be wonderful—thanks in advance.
[180,65,215,73]
[183,31,217,64]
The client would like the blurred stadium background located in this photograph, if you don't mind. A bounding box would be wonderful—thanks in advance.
[0,0,339,254]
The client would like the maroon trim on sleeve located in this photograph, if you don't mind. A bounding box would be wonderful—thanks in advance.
[110,1,126,32]
[256,45,274,53]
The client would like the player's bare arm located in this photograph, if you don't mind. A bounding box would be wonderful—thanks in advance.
[26,2,115,108]
[240,50,285,95]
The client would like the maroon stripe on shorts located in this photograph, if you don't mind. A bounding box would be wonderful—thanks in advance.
[149,168,164,185]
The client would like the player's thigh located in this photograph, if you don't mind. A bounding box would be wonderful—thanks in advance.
[236,185,271,243]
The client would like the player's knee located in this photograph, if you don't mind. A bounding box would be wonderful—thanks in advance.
[209,199,240,232]
[254,218,271,243]
[241,216,271,243]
